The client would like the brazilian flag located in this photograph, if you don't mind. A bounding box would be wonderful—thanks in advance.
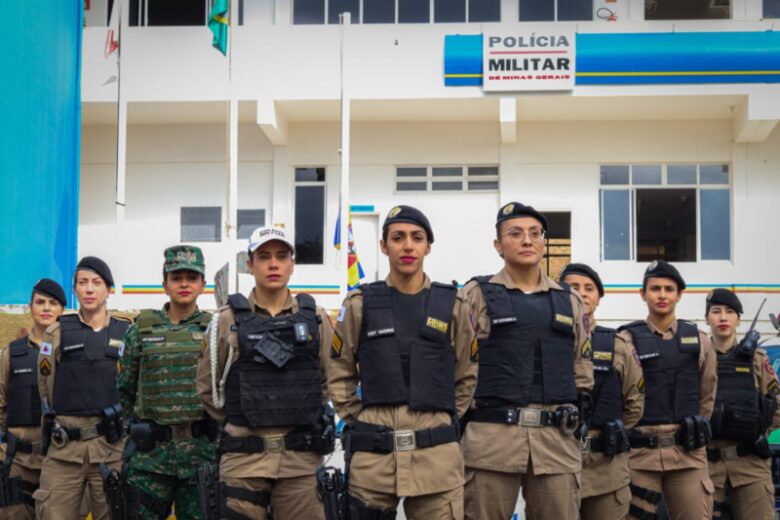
[209,0,229,55]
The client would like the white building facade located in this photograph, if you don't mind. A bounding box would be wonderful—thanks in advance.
[80,0,780,331]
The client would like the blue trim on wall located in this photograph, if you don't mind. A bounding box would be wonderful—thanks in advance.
[444,31,780,86]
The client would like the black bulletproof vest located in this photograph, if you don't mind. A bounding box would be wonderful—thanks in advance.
[358,281,457,414]
[53,315,129,415]
[713,349,762,441]
[6,337,42,427]
[224,293,322,428]
[473,278,577,407]
[590,326,623,429]
[620,320,700,425]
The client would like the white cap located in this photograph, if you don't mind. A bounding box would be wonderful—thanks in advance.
[248,226,295,254]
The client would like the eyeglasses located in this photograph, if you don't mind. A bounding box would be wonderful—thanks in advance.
[501,228,546,243]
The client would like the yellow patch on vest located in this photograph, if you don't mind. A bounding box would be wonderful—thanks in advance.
[109,338,122,348]
[680,336,698,345]
[555,314,574,326]
[580,339,592,360]
[330,333,343,358]
[192,332,204,341]
[426,317,449,334]
[735,367,750,373]
[593,351,613,361]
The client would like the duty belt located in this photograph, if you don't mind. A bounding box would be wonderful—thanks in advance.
[219,428,322,454]
[629,432,681,449]
[0,433,40,455]
[345,421,458,453]
[53,421,105,446]
[465,406,574,428]
[707,442,753,462]
[150,419,217,443]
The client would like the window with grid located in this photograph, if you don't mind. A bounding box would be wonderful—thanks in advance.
[600,164,731,262]
[292,0,500,24]
[395,166,499,192]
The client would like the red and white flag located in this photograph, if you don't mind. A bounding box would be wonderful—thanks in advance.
[104,0,120,58]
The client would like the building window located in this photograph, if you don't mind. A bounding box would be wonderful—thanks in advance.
[130,0,244,27]
[237,209,266,240]
[519,0,592,21]
[295,168,326,264]
[599,164,731,262]
[645,0,730,20]
[293,0,499,24]
[766,0,780,17]
[395,166,499,192]
[181,207,221,242]
[542,212,571,280]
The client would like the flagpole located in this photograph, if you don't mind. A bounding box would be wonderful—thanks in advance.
[114,0,127,302]
[227,0,238,244]
[338,12,351,302]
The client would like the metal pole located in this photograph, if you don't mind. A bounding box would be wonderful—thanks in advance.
[114,0,127,301]
[338,12,351,301]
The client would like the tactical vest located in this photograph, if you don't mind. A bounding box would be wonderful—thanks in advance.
[590,326,623,429]
[712,348,763,441]
[358,281,457,414]
[53,315,130,415]
[620,320,700,425]
[224,293,322,428]
[6,337,42,427]
[473,277,577,407]
[134,309,212,425]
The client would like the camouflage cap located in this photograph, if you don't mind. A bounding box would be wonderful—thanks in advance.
[164,245,206,275]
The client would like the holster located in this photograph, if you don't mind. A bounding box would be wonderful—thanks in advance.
[100,440,140,520]
[753,436,773,459]
[316,466,345,520]
[129,422,156,452]
[602,420,631,457]
[679,415,712,451]
[194,462,220,520]
[41,414,54,456]
[101,404,125,444]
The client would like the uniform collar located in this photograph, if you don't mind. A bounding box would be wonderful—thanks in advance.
[77,310,111,330]
[709,334,738,355]
[160,303,203,324]
[645,317,678,336]
[383,274,432,291]
[249,288,296,316]
[27,329,43,347]
[490,267,556,293]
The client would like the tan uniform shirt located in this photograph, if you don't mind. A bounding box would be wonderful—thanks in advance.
[196,290,333,480]
[0,332,44,470]
[327,275,478,497]
[621,319,717,472]
[582,321,645,498]
[460,268,594,476]
[37,312,126,464]
[707,337,780,487]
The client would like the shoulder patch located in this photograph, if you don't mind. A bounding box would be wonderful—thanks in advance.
[637,376,645,393]
[40,342,53,356]
[337,305,346,322]
[768,378,780,396]
[470,336,479,362]
[330,333,343,358]
[39,357,52,377]
[582,313,590,333]
[580,339,592,360]
[764,357,777,377]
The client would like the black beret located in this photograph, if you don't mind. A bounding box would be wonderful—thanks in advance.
[496,202,549,231]
[643,260,686,291]
[75,256,114,288]
[383,205,434,243]
[560,263,605,297]
[706,288,743,315]
[32,278,67,307]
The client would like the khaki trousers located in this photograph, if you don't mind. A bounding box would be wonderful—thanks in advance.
[349,484,463,520]
[33,456,120,520]
[464,466,579,520]
[629,466,714,520]
[221,475,325,520]
[711,476,774,520]
[580,484,631,520]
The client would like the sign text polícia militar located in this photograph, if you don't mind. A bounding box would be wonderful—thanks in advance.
[483,30,575,92]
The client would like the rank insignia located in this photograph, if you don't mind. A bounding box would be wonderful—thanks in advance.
[580,339,592,360]
[39,358,52,377]
[638,376,645,393]
[470,337,479,362]
[330,333,343,358]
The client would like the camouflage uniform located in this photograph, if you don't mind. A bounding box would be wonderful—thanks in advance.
[117,246,217,519]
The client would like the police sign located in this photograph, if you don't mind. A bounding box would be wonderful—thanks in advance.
[483,30,575,91]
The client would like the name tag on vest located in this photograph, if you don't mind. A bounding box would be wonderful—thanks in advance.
[639,352,660,361]
[555,313,573,326]
[367,328,394,338]
[680,337,698,345]
[142,336,165,343]
[425,317,449,334]
[13,368,33,375]
[63,343,85,352]
[593,365,611,372]
[593,351,613,361]
[492,317,517,325]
